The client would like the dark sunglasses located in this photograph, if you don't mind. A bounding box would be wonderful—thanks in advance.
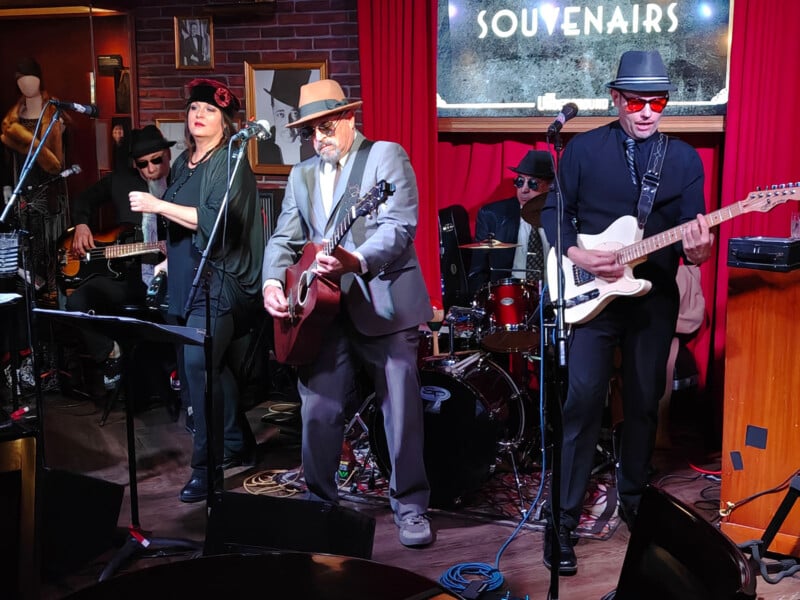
[297,117,342,142]
[620,93,669,114]
[513,176,538,190]
[135,155,165,169]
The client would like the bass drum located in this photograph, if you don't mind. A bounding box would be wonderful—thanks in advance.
[369,353,524,508]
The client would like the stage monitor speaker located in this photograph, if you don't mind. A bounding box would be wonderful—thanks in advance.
[39,467,124,579]
[205,491,375,560]
[439,205,472,311]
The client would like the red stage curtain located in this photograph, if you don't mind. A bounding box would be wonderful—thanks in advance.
[713,0,800,400]
[357,0,442,305]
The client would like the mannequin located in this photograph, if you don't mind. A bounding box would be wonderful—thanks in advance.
[1,57,64,176]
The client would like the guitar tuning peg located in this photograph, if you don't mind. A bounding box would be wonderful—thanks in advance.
[771,184,778,190]
[755,185,762,192]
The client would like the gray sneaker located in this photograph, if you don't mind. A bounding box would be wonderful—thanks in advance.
[394,513,433,547]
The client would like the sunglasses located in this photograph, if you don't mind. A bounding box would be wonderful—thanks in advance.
[298,117,342,142]
[620,93,669,114]
[513,176,539,190]
[135,155,165,169]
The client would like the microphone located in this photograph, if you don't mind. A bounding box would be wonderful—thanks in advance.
[49,99,99,118]
[26,164,81,191]
[231,119,271,142]
[546,102,579,134]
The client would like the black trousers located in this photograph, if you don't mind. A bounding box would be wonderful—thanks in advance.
[64,276,146,363]
[557,292,678,530]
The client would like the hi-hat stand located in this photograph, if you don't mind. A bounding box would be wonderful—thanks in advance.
[34,309,205,581]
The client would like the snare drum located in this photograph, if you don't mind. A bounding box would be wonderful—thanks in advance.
[474,278,539,353]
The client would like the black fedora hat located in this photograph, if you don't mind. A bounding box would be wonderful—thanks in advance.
[129,125,176,158]
[606,50,677,92]
[509,150,554,179]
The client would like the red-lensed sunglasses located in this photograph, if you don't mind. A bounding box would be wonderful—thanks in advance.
[621,93,669,114]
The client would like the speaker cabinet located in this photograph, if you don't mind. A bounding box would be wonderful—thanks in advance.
[205,491,375,560]
[39,468,124,578]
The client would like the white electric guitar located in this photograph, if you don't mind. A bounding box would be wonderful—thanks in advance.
[547,184,800,324]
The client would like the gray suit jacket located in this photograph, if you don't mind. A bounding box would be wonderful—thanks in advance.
[263,132,432,336]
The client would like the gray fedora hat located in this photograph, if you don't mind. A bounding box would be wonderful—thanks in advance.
[606,50,677,92]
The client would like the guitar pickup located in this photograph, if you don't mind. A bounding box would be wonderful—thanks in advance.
[572,264,595,286]
[564,288,600,308]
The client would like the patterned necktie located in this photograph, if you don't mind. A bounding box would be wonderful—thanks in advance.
[526,227,544,281]
[625,137,638,186]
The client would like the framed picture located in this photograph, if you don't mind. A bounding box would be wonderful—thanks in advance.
[174,16,214,70]
[155,118,187,168]
[244,60,327,175]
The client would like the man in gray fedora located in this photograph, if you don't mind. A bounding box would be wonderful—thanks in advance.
[540,50,714,574]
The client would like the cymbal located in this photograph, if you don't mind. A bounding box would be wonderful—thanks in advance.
[459,240,520,250]
[520,199,544,226]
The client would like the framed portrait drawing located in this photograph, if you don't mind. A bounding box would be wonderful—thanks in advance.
[244,60,327,175]
[155,118,187,168]
[174,16,214,70]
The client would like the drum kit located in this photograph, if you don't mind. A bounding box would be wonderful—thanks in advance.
[362,232,550,510]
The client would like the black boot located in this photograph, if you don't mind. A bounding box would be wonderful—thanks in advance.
[179,470,208,503]
[542,518,578,575]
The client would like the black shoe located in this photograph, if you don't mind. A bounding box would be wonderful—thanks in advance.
[179,474,208,503]
[542,519,578,575]
[102,356,122,390]
[221,448,256,470]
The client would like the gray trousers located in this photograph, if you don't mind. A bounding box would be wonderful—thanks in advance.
[297,317,430,518]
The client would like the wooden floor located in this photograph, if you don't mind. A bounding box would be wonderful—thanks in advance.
[15,382,800,600]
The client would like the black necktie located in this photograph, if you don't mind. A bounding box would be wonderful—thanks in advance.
[625,137,638,186]
[526,227,544,280]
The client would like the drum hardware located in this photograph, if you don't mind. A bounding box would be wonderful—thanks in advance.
[439,305,485,366]
[370,352,532,509]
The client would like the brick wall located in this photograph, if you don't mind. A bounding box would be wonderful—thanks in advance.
[132,0,359,182]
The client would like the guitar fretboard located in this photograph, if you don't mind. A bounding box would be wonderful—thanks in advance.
[103,242,163,260]
[616,185,800,265]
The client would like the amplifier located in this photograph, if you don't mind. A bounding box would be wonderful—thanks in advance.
[727,236,800,272]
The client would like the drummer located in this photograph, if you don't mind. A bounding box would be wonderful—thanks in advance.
[467,150,555,296]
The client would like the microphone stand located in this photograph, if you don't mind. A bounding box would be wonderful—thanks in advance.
[0,106,64,466]
[184,137,248,517]
[544,127,568,600]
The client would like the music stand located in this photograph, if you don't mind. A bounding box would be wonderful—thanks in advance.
[33,308,205,580]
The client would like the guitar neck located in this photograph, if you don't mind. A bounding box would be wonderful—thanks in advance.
[616,202,745,264]
[103,241,163,260]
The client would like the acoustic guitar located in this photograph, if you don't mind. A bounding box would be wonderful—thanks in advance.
[547,183,800,324]
[273,180,395,365]
[58,224,166,289]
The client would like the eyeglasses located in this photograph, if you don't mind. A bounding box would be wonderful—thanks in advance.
[620,93,669,114]
[135,155,165,169]
[298,117,342,142]
[513,176,539,190]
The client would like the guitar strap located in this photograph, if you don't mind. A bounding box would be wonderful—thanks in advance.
[636,133,669,229]
[332,139,374,246]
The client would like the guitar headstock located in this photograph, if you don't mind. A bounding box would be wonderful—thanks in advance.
[353,179,395,218]
[741,182,800,213]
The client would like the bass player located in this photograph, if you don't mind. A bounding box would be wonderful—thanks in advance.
[262,79,434,548]
[64,125,172,388]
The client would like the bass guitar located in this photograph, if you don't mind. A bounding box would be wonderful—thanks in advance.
[547,184,800,324]
[273,180,395,365]
[58,224,166,289]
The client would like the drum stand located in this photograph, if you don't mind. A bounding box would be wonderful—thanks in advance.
[342,392,380,493]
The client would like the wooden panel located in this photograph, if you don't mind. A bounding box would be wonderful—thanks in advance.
[720,267,800,557]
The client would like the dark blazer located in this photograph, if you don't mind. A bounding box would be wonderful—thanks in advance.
[467,196,520,295]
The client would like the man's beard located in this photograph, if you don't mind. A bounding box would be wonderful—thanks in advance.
[318,143,341,165]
